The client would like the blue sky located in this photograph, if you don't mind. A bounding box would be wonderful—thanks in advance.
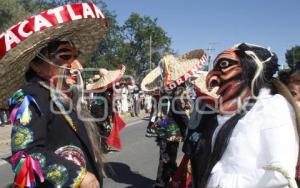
[105,0,300,67]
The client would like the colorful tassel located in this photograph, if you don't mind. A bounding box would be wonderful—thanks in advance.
[9,90,41,126]
[10,151,44,188]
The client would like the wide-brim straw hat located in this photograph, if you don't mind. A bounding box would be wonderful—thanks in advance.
[192,71,218,98]
[141,49,208,93]
[0,2,108,109]
[86,65,125,91]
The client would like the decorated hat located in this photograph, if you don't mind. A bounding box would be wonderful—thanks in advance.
[141,49,208,93]
[0,2,108,109]
[192,71,218,98]
[86,65,125,91]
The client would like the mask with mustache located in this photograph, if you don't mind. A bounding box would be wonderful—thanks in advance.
[206,49,251,114]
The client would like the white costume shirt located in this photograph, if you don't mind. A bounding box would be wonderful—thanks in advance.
[207,88,299,188]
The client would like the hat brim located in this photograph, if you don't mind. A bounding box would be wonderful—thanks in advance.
[141,67,161,93]
[86,65,125,91]
[0,3,108,109]
[141,49,208,92]
[192,71,218,98]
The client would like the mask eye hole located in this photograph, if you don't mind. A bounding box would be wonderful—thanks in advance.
[59,55,73,61]
[291,91,297,97]
[219,60,229,68]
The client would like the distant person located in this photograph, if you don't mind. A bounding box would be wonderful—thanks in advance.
[87,65,126,152]
[141,49,206,187]
[288,72,300,107]
[121,84,129,113]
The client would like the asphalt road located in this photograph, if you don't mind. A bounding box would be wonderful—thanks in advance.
[103,119,159,188]
[0,118,183,188]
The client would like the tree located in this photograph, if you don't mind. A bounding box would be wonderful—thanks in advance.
[0,1,174,80]
[0,0,28,32]
[0,0,59,33]
[121,13,171,77]
[285,46,300,70]
[85,10,126,79]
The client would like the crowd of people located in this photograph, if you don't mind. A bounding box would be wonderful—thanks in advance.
[0,2,300,188]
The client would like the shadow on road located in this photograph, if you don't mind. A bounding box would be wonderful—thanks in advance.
[105,162,155,188]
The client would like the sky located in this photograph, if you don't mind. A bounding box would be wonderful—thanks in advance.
[105,0,300,67]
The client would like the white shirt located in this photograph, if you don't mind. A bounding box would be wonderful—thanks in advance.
[207,88,299,188]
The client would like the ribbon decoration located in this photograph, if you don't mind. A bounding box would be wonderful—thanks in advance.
[10,151,44,188]
[50,89,77,132]
[106,113,126,150]
[159,56,170,88]
[9,90,41,125]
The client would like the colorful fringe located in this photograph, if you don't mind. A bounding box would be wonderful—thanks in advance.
[10,151,44,188]
[9,89,41,125]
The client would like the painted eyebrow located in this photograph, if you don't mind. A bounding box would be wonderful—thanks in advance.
[55,48,73,54]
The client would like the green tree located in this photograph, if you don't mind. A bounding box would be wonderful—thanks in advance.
[0,0,27,32]
[0,0,58,33]
[285,46,300,70]
[85,11,126,76]
[121,13,171,77]
[0,1,174,80]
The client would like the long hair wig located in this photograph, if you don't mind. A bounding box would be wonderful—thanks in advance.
[199,43,280,187]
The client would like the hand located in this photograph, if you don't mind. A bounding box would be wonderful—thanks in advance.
[80,171,100,188]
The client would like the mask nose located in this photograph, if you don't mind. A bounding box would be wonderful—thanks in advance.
[69,69,81,75]
[68,60,82,74]
[206,72,221,91]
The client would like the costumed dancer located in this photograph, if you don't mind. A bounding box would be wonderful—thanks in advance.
[186,43,300,188]
[87,65,126,152]
[141,49,208,187]
[0,3,108,187]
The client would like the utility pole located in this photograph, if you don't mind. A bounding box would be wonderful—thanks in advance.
[206,42,216,70]
[149,35,152,71]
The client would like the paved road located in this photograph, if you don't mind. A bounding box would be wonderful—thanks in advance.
[0,125,13,188]
[0,119,159,188]
[0,118,184,188]
[103,119,159,188]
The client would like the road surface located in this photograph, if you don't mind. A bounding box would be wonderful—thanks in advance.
[103,119,159,188]
[0,118,184,188]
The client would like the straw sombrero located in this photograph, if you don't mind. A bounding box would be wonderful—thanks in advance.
[141,49,208,93]
[0,2,108,109]
[192,71,218,98]
[86,65,125,91]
